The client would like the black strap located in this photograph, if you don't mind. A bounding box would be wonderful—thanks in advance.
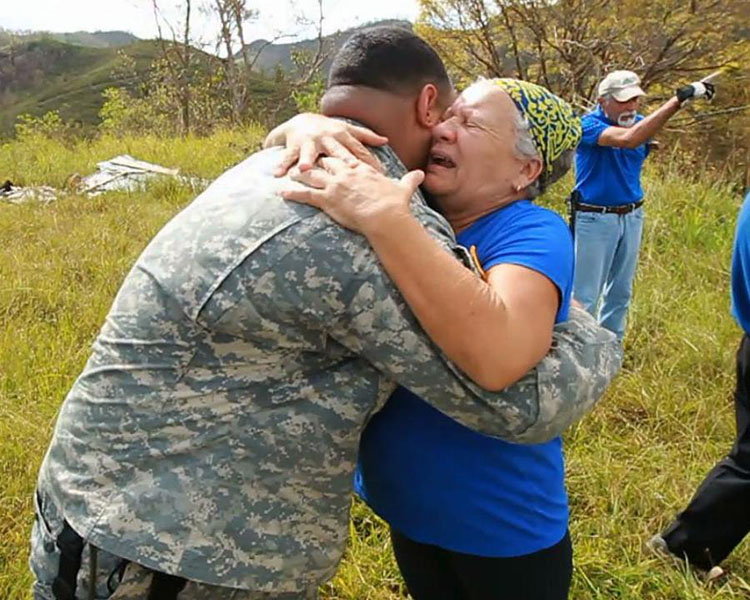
[567,190,581,237]
[52,522,85,600]
[107,559,129,594]
[87,545,98,600]
[148,571,188,600]
[48,518,185,600]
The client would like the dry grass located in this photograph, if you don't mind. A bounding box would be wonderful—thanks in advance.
[1,131,748,598]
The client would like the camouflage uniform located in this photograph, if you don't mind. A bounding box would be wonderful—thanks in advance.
[31,143,622,598]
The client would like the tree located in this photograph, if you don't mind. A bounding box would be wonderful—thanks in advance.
[416,0,750,176]
[151,0,196,134]
[418,0,748,98]
[212,0,331,124]
[101,0,333,134]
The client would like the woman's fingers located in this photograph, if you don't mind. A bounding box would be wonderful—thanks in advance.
[400,170,425,195]
[330,133,383,171]
[345,124,388,147]
[345,136,384,171]
[263,121,287,149]
[280,186,325,209]
[274,147,300,177]
[267,115,387,177]
[289,167,330,189]
[317,156,353,175]
[321,137,360,167]
[297,140,320,172]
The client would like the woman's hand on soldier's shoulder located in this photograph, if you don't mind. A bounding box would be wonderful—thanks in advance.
[263,113,388,176]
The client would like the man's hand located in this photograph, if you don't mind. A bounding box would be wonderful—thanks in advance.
[263,113,388,176]
[676,81,716,104]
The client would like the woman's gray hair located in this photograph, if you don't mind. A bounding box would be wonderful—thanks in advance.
[466,78,576,198]
[511,108,575,199]
[511,110,542,197]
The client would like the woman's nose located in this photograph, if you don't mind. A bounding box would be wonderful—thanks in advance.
[433,119,457,142]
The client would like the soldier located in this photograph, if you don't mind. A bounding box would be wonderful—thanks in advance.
[30,27,621,600]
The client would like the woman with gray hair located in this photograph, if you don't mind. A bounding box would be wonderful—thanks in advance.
[274,78,583,599]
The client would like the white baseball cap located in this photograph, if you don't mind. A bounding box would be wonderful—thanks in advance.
[598,70,645,101]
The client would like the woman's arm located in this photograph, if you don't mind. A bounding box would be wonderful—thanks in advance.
[281,158,559,391]
[364,212,558,390]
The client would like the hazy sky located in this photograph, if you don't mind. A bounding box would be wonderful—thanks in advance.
[1,0,421,46]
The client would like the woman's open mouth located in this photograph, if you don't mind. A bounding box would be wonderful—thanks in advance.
[428,151,456,169]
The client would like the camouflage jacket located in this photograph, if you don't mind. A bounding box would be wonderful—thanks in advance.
[37,144,622,592]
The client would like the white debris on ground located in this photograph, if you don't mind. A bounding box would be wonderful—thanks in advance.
[76,154,199,196]
[2,155,210,204]
[0,180,58,205]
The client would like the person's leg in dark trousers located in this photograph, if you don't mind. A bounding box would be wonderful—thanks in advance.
[390,529,468,600]
[390,528,572,600]
[449,531,572,600]
[662,334,750,570]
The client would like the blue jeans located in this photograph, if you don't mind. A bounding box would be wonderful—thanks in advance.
[573,207,644,339]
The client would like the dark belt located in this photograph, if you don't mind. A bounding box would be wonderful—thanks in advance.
[575,200,643,215]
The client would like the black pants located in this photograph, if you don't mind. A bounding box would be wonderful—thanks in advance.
[390,528,572,600]
[662,333,750,570]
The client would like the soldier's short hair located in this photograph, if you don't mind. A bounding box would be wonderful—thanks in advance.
[328,26,453,101]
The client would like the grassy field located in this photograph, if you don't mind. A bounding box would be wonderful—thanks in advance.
[1,129,749,599]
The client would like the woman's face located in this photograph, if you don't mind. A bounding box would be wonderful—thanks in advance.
[423,84,530,211]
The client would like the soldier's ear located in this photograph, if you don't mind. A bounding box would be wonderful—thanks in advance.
[416,84,442,128]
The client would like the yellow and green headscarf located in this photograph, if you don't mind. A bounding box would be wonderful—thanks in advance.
[490,78,581,177]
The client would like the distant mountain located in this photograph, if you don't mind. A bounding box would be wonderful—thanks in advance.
[0,38,161,134]
[0,19,413,137]
[0,29,139,49]
[240,19,412,74]
[47,31,140,48]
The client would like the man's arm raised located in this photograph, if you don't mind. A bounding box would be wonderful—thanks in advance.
[598,81,715,150]
[597,97,681,149]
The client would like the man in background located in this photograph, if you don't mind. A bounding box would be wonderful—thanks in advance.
[572,69,715,339]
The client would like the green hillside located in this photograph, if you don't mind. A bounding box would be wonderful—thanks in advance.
[44,30,139,48]
[0,29,138,48]
[0,38,159,135]
[243,19,411,74]
[0,36,301,138]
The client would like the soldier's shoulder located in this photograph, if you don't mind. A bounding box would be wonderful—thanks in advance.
[369,145,408,179]
[207,146,286,192]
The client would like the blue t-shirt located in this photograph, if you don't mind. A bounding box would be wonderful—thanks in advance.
[355,200,575,557]
[731,193,750,334]
[574,105,649,207]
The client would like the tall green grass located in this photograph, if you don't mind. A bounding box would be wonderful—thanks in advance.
[1,131,748,598]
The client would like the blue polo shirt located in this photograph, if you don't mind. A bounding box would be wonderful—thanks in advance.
[574,105,649,207]
[354,199,574,557]
[731,193,750,334]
